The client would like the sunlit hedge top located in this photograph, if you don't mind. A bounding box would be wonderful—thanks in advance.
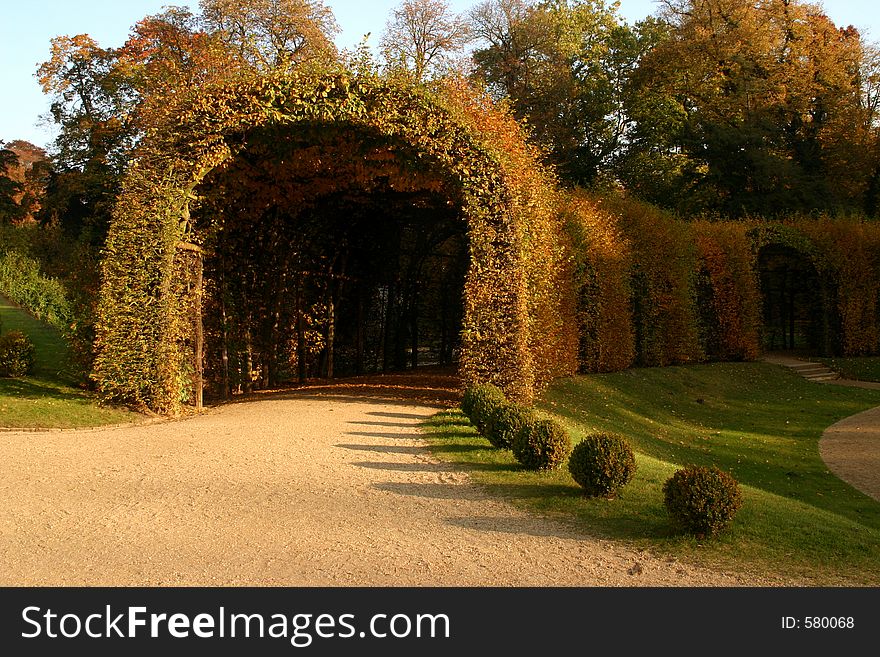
[92,65,576,412]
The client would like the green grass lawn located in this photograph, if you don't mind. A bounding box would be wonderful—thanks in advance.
[0,295,139,428]
[421,362,880,585]
[817,356,880,383]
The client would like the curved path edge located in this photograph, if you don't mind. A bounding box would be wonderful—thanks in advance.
[820,405,880,502]
[0,392,785,587]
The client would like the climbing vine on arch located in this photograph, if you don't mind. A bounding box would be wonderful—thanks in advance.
[92,63,576,413]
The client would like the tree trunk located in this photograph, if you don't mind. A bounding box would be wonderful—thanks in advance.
[296,282,307,383]
[325,296,335,379]
[220,272,230,400]
[383,281,396,372]
[193,252,204,410]
[410,296,419,370]
[244,322,254,394]
[356,290,365,376]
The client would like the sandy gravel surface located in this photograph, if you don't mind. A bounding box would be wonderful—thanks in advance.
[1,391,784,587]
[821,405,880,502]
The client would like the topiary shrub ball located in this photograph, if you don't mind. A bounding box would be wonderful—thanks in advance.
[461,383,507,433]
[568,432,636,498]
[0,330,35,378]
[511,417,572,471]
[485,402,534,449]
[663,465,743,538]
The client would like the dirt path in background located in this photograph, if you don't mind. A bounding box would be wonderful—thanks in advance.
[0,388,785,587]
[821,406,880,502]
[762,355,880,502]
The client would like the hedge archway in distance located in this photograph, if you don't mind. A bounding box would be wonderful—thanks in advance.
[92,67,577,413]
[748,224,838,357]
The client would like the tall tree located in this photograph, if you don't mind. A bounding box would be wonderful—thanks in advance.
[0,143,25,225]
[633,0,874,216]
[200,0,338,72]
[469,0,626,186]
[37,34,132,238]
[380,0,470,81]
[37,1,341,240]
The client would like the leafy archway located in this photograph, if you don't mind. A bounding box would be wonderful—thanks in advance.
[195,122,470,395]
[92,68,576,413]
[749,225,838,356]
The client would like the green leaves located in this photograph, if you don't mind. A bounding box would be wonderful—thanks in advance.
[94,69,576,412]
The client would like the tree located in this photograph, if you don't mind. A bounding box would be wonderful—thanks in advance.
[0,141,50,224]
[0,143,25,225]
[632,0,875,216]
[200,0,338,72]
[380,0,470,81]
[469,0,626,186]
[36,34,133,238]
[37,1,341,241]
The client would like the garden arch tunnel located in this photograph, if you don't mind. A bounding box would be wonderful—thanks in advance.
[194,122,471,396]
[92,70,576,414]
[749,226,839,357]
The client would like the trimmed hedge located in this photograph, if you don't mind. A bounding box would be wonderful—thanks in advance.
[461,383,506,433]
[94,70,579,413]
[511,416,572,471]
[485,401,534,449]
[568,432,636,498]
[0,250,73,334]
[663,465,743,537]
[0,330,35,377]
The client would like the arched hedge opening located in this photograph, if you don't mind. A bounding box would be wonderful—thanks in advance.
[563,196,880,371]
[749,225,839,357]
[92,68,577,413]
[193,122,470,396]
[757,244,826,353]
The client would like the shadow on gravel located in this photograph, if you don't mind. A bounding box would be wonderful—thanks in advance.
[349,420,418,428]
[346,430,426,440]
[442,516,592,540]
[352,461,458,473]
[366,411,430,420]
[335,444,429,455]
[373,482,486,500]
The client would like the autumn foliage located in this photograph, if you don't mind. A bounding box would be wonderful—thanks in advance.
[65,0,880,414]
[93,65,577,412]
[563,197,880,374]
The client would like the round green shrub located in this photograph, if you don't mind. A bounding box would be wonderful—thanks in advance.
[461,383,506,432]
[485,402,534,449]
[663,465,743,537]
[460,386,479,418]
[511,417,572,471]
[568,432,637,497]
[0,330,35,377]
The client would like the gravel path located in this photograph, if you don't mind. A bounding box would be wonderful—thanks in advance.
[820,405,880,502]
[1,391,783,586]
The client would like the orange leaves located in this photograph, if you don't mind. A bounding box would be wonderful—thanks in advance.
[694,221,761,361]
[563,192,635,373]
[37,34,107,94]
[797,218,880,357]
[95,68,578,411]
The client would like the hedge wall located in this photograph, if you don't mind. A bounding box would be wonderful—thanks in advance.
[93,66,577,412]
[565,196,880,374]
[563,192,635,372]
[693,221,761,361]
[91,62,880,412]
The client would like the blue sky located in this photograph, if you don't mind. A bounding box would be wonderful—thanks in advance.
[1,1,878,149]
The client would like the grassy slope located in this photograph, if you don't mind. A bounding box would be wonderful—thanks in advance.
[0,295,138,428]
[817,357,880,383]
[422,362,880,585]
